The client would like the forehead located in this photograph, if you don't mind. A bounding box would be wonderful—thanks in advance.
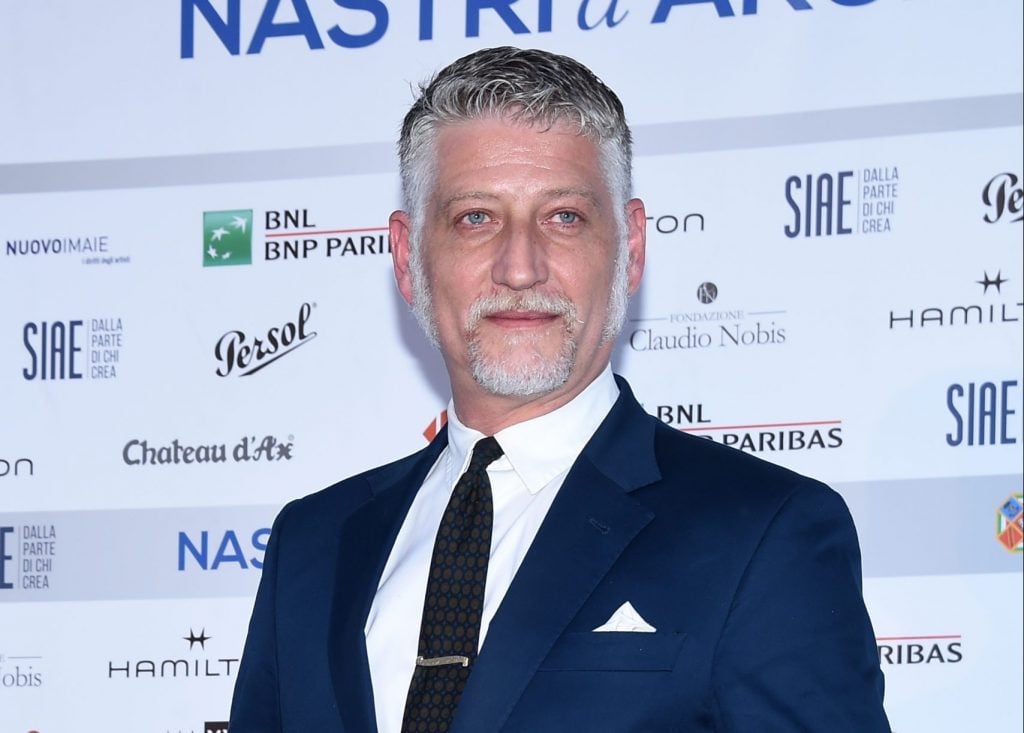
[429,117,609,203]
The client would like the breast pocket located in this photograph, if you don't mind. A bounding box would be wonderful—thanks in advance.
[538,631,687,672]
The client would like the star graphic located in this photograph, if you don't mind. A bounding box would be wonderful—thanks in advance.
[231,216,248,233]
[210,227,229,242]
[207,245,218,259]
[183,628,211,650]
[221,250,231,259]
[977,270,1008,294]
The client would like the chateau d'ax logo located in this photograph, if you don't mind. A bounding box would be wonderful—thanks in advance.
[629,281,787,353]
[123,434,294,466]
[202,208,390,266]
[214,302,317,377]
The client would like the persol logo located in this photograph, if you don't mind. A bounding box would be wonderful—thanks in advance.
[214,302,317,377]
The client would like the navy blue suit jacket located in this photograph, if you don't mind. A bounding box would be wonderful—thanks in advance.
[230,378,889,731]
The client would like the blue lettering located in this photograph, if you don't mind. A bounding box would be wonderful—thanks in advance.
[327,0,389,49]
[419,0,434,39]
[181,0,241,58]
[946,384,964,446]
[248,0,324,54]
[467,0,530,37]
[212,530,248,569]
[652,0,736,22]
[251,528,272,570]
[178,531,208,570]
[578,0,628,29]
[1001,381,1019,445]
[742,0,811,12]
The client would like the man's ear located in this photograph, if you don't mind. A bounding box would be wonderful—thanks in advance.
[390,210,415,306]
[624,198,647,295]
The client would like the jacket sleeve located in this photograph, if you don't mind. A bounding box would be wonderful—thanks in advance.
[711,482,891,732]
[229,501,294,733]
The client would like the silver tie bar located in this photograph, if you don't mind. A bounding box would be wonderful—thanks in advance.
[416,655,470,668]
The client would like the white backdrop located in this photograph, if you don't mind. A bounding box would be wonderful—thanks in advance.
[1,1,1022,731]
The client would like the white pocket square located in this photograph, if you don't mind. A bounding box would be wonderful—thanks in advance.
[592,601,657,633]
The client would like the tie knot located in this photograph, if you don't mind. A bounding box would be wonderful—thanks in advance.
[468,436,503,472]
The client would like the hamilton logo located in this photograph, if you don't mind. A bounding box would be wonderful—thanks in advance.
[184,629,211,651]
[977,270,1008,295]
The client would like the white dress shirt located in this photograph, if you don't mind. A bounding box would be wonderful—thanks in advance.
[364,366,619,733]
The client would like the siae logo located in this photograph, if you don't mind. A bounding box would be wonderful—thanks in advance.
[22,318,125,380]
[215,302,317,377]
[784,167,898,237]
[946,379,1019,447]
[982,173,1023,224]
[203,210,253,266]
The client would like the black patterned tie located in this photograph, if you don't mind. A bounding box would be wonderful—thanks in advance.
[401,436,504,733]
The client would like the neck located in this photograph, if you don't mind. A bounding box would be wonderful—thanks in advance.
[450,364,609,435]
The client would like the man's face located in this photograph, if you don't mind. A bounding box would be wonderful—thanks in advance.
[392,118,645,403]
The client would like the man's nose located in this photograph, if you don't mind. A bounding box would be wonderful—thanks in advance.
[490,219,549,290]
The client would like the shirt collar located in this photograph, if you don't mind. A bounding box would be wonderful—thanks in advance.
[445,365,619,494]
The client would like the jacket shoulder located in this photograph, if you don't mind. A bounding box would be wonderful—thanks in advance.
[649,416,837,510]
[275,440,442,535]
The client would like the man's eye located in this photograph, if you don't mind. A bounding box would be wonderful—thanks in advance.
[555,211,579,224]
[463,211,488,225]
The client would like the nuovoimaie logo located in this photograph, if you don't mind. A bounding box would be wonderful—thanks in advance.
[996,493,1023,552]
[203,210,253,267]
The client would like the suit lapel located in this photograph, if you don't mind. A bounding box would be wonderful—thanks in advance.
[451,379,661,733]
[328,431,448,733]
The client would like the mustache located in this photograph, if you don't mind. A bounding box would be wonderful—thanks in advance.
[467,291,580,330]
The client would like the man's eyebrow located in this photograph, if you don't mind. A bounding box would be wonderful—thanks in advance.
[543,187,603,207]
[439,192,499,211]
[439,188,603,211]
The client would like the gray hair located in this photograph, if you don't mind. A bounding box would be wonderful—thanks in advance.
[398,47,635,350]
[398,46,633,225]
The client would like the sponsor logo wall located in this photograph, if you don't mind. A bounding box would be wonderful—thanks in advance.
[1,2,1021,731]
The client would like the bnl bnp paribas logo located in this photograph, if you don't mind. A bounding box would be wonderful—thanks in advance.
[203,210,253,267]
[202,208,390,267]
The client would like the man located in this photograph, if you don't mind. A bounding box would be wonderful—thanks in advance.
[230,47,890,732]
